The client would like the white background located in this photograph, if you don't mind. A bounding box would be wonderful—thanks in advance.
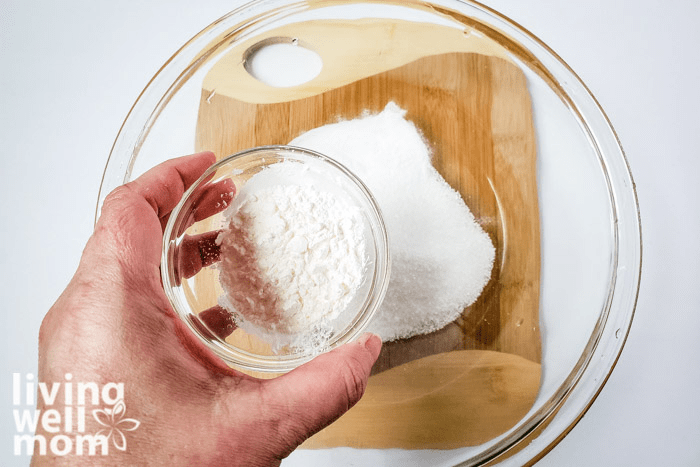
[1,0,699,465]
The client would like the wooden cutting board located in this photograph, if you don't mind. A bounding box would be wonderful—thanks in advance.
[194,18,541,450]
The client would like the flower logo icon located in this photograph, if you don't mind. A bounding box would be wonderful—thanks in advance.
[92,399,140,451]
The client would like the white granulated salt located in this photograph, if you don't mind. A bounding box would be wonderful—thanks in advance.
[216,161,366,349]
[290,102,495,341]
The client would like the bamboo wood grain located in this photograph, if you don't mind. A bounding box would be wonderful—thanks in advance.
[303,350,541,449]
[195,18,541,449]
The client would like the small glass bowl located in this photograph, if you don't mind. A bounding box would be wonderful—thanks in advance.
[161,145,390,373]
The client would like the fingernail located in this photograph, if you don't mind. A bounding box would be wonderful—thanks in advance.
[357,332,382,357]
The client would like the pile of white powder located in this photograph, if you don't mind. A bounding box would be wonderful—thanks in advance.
[290,102,495,341]
[216,161,367,351]
[216,102,495,349]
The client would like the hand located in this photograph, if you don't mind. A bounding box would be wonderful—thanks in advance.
[34,152,382,466]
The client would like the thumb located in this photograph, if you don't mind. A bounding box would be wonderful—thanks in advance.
[263,333,382,453]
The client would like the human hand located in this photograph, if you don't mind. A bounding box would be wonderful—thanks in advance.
[34,152,382,466]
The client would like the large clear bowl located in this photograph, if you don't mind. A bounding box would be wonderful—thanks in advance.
[96,1,641,465]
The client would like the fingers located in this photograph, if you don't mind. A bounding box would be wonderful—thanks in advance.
[189,179,236,225]
[165,177,235,233]
[126,151,216,220]
[174,230,222,283]
[194,305,237,340]
[260,333,382,452]
[170,178,236,282]
[98,152,216,236]
[93,151,221,278]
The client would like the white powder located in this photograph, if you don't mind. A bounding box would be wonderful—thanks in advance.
[290,102,495,341]
[217,161,366,350]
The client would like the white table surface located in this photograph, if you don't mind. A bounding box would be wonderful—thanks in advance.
[1,1,699,465]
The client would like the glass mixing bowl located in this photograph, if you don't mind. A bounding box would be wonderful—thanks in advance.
[96,1,641,465]
[161,145,390,373]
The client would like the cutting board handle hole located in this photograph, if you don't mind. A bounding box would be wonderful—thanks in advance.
[243,37,322,88]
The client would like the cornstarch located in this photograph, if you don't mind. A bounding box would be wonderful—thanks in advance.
[216,161,366,350]
[290,102,495,341]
